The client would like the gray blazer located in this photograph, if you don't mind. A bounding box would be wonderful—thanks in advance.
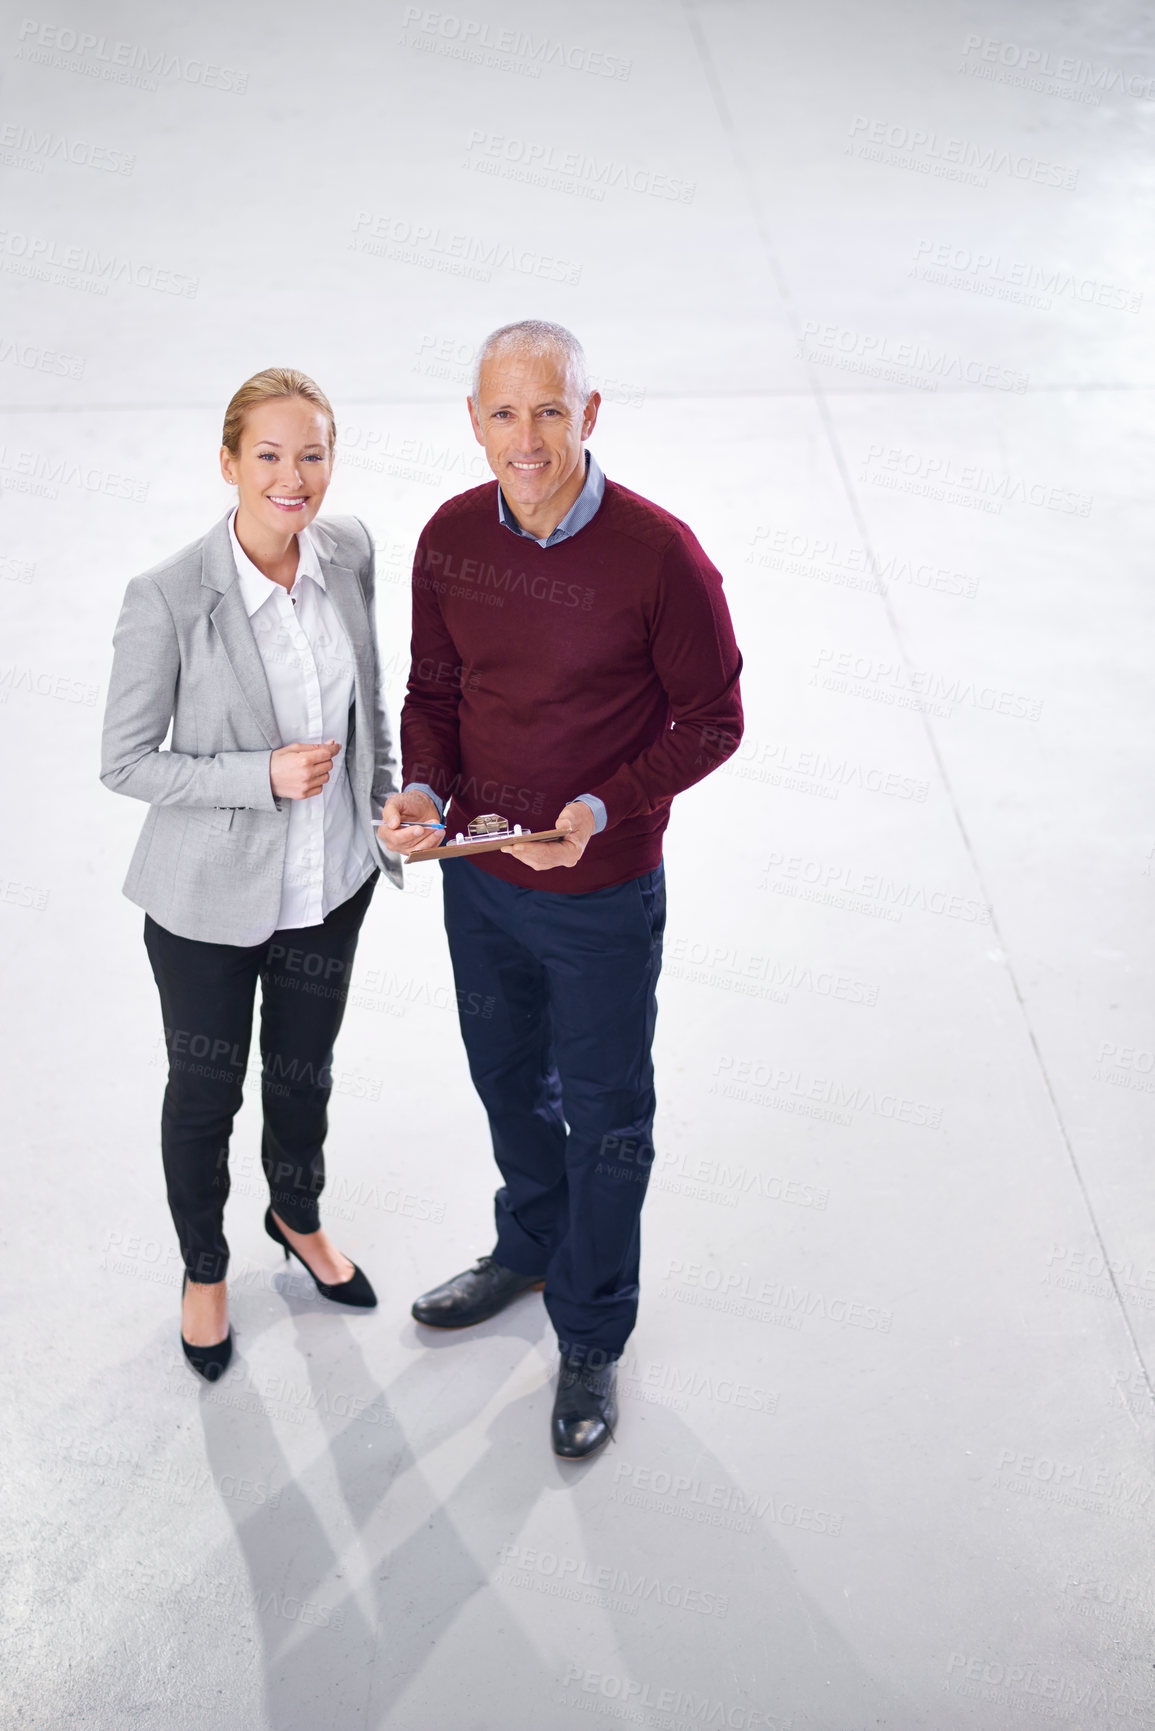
[100,511,402,945]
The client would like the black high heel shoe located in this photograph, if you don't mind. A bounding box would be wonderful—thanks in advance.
[264,1208,377,1308]
[180,1273,233,1382]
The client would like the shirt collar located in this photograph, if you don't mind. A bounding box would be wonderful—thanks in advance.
[497,449,605,548]
[228,507,325,617]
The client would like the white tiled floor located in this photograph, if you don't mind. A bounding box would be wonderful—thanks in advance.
[3,3,1153,1727]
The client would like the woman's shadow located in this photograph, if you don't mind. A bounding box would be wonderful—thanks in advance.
[196,1270,555,1729]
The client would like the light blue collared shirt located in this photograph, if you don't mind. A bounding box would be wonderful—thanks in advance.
[406,447,608,834]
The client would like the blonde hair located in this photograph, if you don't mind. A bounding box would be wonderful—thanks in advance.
[221,367,336,456]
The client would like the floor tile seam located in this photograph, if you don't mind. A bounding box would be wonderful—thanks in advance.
[681,0,1155,1415]
[2,384,1153,414]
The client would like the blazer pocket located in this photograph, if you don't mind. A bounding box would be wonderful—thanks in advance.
[187,807,237,833]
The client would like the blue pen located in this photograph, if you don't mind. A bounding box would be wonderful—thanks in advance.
[377,817,445,829]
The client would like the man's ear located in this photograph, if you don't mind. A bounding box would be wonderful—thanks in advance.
[582,391,603,441]
[467,396,485,445]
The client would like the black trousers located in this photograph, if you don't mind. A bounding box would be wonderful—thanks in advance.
[143,873,376,1283]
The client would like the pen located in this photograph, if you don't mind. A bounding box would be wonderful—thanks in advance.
[377,818,445,829]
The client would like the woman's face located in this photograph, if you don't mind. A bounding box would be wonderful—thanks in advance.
[220,396,333,533]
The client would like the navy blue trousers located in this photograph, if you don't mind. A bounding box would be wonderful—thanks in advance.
[441,860,666,1359]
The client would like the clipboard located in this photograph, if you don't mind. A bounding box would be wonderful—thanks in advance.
[402,827,566,862]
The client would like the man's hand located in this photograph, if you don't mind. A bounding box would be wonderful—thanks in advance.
[377,789,444,855]
[270,740,340,800]
[502,800,596,871]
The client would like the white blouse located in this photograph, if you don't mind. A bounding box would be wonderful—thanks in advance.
[228,509,375,934]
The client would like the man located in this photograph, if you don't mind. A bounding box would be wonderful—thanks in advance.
[379,320,743,1459]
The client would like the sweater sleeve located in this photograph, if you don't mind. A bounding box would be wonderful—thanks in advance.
[587,528,743,824]
[399,527,464,803]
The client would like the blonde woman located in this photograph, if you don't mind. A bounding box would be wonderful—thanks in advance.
[101,368,401,1380]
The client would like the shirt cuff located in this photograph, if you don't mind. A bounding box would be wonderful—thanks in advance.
[404,781,445,819]
[573,793,607,833]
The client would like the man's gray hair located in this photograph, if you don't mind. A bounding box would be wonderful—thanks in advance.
[470,319,590,404]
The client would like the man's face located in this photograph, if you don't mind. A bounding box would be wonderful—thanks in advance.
[468,350,600,518]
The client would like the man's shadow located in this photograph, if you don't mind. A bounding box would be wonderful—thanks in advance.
[196,1284,918,1731]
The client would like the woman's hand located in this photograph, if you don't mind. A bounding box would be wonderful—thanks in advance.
[270,740,340,800]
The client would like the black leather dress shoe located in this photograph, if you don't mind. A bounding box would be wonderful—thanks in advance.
[551,1353,618,1459]
[411,1255,545,1328]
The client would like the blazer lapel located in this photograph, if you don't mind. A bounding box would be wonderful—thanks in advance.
[202,517,282,750]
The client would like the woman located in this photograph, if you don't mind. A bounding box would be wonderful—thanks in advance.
[101,367,401,1380]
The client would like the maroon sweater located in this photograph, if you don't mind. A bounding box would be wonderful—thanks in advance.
[400,477,744,894]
